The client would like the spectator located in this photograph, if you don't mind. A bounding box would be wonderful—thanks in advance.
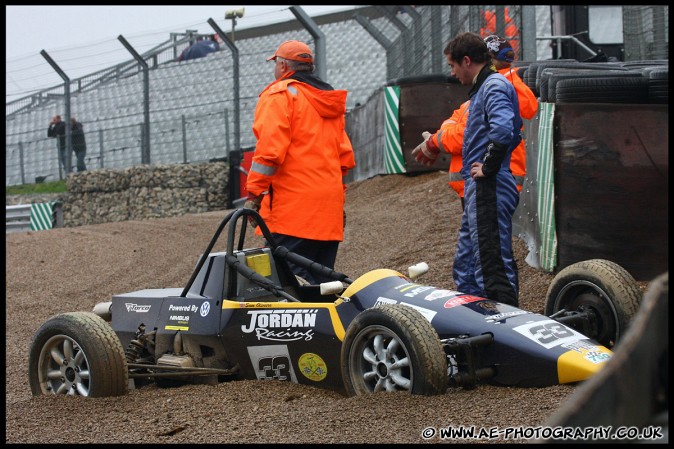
[70,117,88,172]
[412,32,522,306]
[244,40,356,284]
[47,115,67,175]
[178,34,220,62]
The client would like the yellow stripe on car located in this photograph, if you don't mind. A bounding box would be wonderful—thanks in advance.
[222,299,346,341]
[342,269,404,298]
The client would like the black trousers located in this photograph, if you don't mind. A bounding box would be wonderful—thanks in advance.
[270,233,339,285]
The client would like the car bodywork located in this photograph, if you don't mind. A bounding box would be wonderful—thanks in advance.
[28,208,641,397]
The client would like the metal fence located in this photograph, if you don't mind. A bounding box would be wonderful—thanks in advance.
[5,5,668,187]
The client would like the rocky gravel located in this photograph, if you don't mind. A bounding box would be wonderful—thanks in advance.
[6,171,579,444]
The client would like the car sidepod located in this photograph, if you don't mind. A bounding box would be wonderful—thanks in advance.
[218,299,353,394]
[339,268,613,388]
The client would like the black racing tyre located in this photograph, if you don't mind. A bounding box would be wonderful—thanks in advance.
[555,77,649,104]
[523,62,540,95]
[540,69,637,103]
[648,68,668,104]
[545,259,642,348]
[28,312,128,397]
[341,304,448,396]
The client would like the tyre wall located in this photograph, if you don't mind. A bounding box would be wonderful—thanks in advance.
[553,104,668,281]
[58,162,229,227]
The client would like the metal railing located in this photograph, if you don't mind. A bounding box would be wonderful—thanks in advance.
[5,202,63,234]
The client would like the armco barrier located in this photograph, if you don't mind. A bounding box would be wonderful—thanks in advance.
[5,201,63,233]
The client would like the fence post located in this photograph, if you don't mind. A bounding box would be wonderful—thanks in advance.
[98,129,105,168]
[18,142,25,185]
[224,108,230,155]
[182,115,188,163]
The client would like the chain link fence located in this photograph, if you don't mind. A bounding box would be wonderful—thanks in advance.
[5,5,668,187]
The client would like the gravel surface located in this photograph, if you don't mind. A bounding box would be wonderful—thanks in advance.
[6,171,578,444]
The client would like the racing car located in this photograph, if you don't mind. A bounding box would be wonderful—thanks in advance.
[28,208,643,398]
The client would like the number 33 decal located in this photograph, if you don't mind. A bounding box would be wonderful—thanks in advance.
[514,320,583,349]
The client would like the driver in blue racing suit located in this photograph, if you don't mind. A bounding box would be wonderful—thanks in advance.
[440,32,522,306]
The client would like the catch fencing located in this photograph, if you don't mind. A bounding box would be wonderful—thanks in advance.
[5,5,668,187]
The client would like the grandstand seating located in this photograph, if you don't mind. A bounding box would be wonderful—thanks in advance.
[4,7,459,185]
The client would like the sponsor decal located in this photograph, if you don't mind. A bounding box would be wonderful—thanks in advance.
[561,340,612,363]
[200,301,210,317]
[242,309,317,342]
[125,303,151,313]
[396,284,434,298]
[484,310,528,323]
[584,350,611,364]
[513,320,585,349]
[374,297,397,307]
[399,303,437,322]
[562,339,603,353]
[424,289,461,301]
[242,302,278,308]
[298,353,328,381]
[443,295,483,309]
[168,304,198,312]
[164,303,195,330]
[247,345,298,382]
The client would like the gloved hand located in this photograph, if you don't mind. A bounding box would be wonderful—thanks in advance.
[411,131,440,166]
[243,193,263,229]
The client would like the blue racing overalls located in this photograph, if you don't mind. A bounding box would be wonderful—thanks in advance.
[453,64,522,306]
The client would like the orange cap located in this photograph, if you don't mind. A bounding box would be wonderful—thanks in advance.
[266,40,313,63]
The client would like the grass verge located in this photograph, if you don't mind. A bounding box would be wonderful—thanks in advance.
[5,180,67,196]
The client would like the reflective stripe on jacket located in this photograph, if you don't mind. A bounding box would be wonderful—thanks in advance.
[432,100,468,198]
[248,73,356,240]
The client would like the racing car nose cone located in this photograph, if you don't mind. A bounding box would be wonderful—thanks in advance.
[557,345,613,384]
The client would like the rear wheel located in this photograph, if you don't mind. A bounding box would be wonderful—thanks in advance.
[545,259,642,348]
[28,312,128,397]
[341,304,447,396]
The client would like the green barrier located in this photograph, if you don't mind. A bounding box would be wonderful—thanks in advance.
[384,85,405,174]
[536,102,557,273]
[30,201,58,231]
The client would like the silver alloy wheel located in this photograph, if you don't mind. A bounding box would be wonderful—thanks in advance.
[351,325,413,392]
[37,334,91,396]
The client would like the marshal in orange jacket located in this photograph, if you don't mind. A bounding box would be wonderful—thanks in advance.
[430,67,538,198]
[247,74,356,241]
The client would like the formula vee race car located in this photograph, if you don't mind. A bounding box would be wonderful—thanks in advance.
[28,208,643,398]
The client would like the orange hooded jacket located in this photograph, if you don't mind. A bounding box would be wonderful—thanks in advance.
[247,73,356,241]
[430,67,538,197]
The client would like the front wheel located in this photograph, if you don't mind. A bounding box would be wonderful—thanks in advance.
[341,304,448,396]
[545,259,642,348]
[28,312,129,397]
